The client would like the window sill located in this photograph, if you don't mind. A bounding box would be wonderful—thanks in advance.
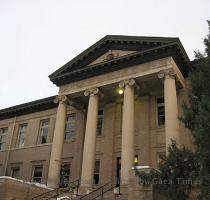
[150,126,165,131]
[93,184,99,189]
[11,143,52,151]
[36,143,52,147]
[96,135,104,139]
[156,125,165,129]
[64,138,75,143]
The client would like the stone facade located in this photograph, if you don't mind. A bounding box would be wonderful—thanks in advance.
[0,177,50,200]
[0,36,193,199]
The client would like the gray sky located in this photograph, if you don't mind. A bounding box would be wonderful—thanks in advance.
[0,0,209,109]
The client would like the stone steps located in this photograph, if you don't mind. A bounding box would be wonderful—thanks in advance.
[54,190,127,200]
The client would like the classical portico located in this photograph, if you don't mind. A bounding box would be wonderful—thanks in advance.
[46,35,190,191]
[47,67,184,189]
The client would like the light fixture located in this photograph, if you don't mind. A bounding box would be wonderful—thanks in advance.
[118,89,123,95]
[134,155,138,165]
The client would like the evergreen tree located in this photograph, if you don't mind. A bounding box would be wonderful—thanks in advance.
[156,141,199,200]
[182,20,210,199]
[135,141,199,200]
[136,21,210,199]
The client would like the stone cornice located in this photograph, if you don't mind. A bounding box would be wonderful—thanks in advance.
[0,96,58,120]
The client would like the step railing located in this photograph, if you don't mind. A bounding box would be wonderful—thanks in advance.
[79,180,121,200]
[32,179,80,200]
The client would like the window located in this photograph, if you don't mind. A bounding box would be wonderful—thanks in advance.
[157,152,166,165]
[32,166,43,183]
[65,113,76,140]
[0,127,8,150]
[0,165,3,176]
[17,124,27,147]
[97,109,104,136]
[11,167,20,179]
[93,160,100,185]
[60,163,71,187]
[156,97,165,126]
[38,119,49,144]
[116,157,121,185]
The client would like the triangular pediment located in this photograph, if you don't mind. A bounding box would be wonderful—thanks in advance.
[87,49,136,66]
[49,35,190,86]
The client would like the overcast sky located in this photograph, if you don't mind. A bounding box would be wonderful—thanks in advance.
[0,0,209,109]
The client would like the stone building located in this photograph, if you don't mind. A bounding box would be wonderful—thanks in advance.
[0,36,193,197]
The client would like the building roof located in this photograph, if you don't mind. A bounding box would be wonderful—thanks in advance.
[49,35,191,86]
[0,96,57,120]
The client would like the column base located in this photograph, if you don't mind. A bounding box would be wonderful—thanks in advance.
[78,185,93,195]
[119,184,128,200]
[47,180,59,189]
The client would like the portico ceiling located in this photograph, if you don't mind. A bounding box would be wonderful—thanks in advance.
[68,74,163,108]
[49,35,191,86]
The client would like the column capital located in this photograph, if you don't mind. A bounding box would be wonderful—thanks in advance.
[84,87,103,98]
[158,69,176,80]
[119,78,135,88]
[54,95,68,104]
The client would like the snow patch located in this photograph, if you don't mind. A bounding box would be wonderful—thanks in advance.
[57,196,71,200]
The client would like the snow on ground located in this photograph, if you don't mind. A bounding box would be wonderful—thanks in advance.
[57,196,71,200]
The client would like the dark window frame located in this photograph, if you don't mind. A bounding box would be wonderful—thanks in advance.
[65,113,76,140]
[156,96,165,126]
[11,166,20,179]
[0,127,8,150]
[17,124,27,147]
[93,160,100,185]
[38,119,49,144]
[60,162,71,187]
[97,109,104,136]
[32,165,43,183]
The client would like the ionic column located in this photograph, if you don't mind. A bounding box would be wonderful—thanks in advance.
[119,79,135,185]
[47,95,67,188]
[80,88,100,189]
[158,69,180,150]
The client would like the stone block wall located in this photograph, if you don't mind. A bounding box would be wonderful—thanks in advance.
[0,176,50,200]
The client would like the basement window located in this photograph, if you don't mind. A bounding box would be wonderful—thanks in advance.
[32,166,43,183]
[60,163,71,187]
[93,160,100,185]
[11,167,20,179]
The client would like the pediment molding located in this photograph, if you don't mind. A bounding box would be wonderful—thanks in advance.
[49,35,190,86]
